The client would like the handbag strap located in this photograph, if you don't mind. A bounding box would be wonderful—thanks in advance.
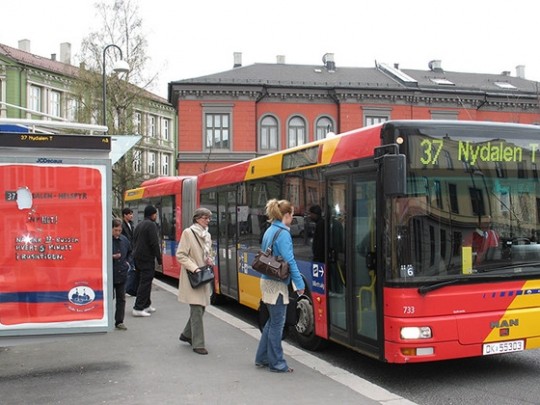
[190,229,205,263]
[267,228,283,254]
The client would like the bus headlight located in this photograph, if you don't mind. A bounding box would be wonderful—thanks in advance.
[400,326,432,339]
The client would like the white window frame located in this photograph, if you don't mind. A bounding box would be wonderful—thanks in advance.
[148,151,156,175]
[259,115,279,151]
[287,116,306,147]
[30,85,42,112]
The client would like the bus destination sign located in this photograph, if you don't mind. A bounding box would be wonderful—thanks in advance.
[0,132,111,151]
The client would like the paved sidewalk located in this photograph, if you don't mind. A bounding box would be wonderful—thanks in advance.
[0,280,416,405]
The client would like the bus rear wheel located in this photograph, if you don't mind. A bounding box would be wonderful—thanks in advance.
[292,295,327,351]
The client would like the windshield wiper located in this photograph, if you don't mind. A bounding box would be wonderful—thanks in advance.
[417,279,461,295]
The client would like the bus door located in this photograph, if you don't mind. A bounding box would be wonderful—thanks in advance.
[327,173,378,348]
[216,188,239,300]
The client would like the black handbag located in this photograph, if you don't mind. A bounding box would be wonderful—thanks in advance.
[125,264,139,296]
[187,264,215,288]
[251,229,290,280]
[187,229,215,288]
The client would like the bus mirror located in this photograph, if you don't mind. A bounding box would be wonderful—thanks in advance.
[383,154,406,197]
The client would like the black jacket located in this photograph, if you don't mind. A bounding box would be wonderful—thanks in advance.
[132,218,163,266]
[113,234,132,284]
[121,219,134,243]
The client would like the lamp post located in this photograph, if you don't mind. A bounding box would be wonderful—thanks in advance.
[102,44,130,128]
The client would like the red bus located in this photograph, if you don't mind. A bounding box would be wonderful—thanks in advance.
[125,120,540,363]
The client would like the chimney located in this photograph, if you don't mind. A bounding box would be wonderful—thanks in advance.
[233,52,242,68]
[502,71,511,76]
[428,60,443,73]
[60,42,71,64]
[276,55,285,64]
[18,39,31,53]
[394,63,399,69]
[516,65,525,79]
[51,53,56,61]
[322,53,335,72]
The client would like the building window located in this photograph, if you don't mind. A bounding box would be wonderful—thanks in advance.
[162,154,170,175]
[66,98,78,122]
[431,110,458,120]
[132,149,141,173]
[205,113,230,150]
[287,116,306,147]
[148,115,156,137]
[315,116,334,140]
[363,107,391,126]
[134,112,142,134]
[260,115,278,151]
[30,85,42,112]
[148,152,156,174]
[163,118,170,141]
[449,183,459,214]
[49,91,61,117]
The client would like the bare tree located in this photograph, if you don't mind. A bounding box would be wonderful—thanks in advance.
[76,0,159,210]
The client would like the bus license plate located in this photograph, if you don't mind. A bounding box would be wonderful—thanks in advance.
[482,340,524,355]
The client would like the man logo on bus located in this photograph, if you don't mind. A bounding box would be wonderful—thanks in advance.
[490,319,518,329]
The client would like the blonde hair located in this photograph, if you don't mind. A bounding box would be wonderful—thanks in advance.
[265,199,293,222]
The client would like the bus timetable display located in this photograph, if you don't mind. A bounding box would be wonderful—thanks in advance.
[0,132,111,150]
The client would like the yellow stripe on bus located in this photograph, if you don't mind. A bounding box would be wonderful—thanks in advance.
[244,136,342,181]
[124,188,145,201]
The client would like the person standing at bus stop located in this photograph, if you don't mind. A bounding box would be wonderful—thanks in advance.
[176,208,215,355]
[131,205,162,317]
[255,199,305,373]
[112,218,131,330]
[121,208,135,244]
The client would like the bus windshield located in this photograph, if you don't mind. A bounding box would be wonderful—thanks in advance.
[385,122,540,282]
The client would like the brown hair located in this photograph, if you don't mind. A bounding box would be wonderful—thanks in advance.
[265,199,293,222]
[112,218,122,228]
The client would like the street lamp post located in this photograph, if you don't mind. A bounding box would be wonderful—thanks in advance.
[102,44,130,128]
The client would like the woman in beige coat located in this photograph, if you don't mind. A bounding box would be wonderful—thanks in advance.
[176,208,214,355]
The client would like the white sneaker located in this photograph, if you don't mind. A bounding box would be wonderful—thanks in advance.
[132,309,151,317]
[144,306,156,313]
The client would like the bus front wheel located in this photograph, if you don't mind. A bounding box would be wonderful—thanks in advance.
[292,295,327,351]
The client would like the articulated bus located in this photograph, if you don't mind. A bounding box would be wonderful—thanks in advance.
[125,120,540,363]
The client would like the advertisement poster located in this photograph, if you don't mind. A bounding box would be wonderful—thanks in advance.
[0,164,108,331]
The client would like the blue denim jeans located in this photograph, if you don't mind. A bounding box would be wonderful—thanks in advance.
[255,294,288,371]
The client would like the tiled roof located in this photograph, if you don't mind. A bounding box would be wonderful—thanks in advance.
[0,42,169,103]
[171,62,540,94]
[0,43,80,77]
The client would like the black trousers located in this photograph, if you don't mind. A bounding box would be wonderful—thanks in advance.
[113,282,126,325]
[133,264,155,311]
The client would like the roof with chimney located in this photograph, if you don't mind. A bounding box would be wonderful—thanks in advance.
[170,54,539,96]
[0,42,80,78]
[0,41,168,104]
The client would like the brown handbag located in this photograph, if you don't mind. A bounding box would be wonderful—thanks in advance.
[251,229,290,280]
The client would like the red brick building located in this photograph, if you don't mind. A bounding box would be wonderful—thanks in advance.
[168,53,540,175]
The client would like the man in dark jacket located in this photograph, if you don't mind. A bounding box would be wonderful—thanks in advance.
[112,218,132,329]
[121,208,135,243]
[132,205,163,317]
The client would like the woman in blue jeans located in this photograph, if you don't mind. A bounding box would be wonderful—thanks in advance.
[255,199,305,373]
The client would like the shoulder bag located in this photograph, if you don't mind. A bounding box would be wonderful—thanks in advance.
[187,229,215,288]
[251,229,290,280]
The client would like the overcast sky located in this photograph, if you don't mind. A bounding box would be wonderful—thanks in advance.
[3,0,539,98]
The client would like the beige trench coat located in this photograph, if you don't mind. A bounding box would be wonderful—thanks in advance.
[176,227,212,306]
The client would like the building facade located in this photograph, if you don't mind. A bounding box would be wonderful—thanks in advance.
[0,40,177,208]
[169,53,540,175]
